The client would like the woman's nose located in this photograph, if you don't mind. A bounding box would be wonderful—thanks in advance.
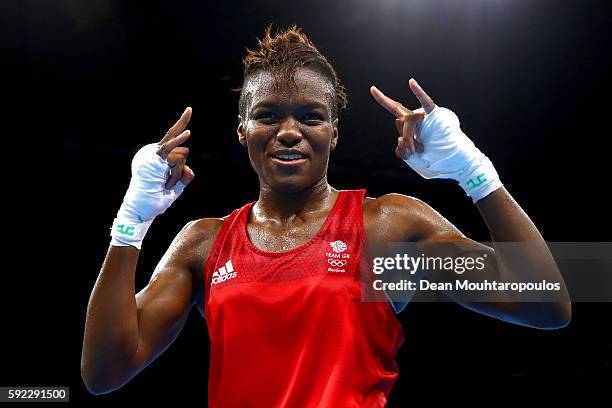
[276,118,303,146]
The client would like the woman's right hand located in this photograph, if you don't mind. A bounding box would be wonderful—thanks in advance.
[111,107,196,248]
[126,107,196,221]
[155,106,195,190]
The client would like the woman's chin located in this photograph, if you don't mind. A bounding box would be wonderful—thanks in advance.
[267,177,317,194]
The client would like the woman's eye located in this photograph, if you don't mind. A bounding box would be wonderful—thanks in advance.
[303,113,323,123]
[257,112,276,121]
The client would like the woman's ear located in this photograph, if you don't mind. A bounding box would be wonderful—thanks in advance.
[237,115,247,147]
[330,118,339,151]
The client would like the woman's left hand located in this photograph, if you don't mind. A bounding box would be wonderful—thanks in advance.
[370,78,435,160]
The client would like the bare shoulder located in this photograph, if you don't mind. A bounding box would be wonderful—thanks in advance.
[181,217,227,250]
[168,216,228,316]
[180,216,228,269]
[362,193,463,243]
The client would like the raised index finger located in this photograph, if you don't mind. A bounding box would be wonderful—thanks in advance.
[408,79,435,113]
[159,107,192,145]
[370,86,410,118]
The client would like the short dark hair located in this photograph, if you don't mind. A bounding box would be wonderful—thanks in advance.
[236,24,348,120]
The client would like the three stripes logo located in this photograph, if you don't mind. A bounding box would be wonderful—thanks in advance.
[211,260,238,286]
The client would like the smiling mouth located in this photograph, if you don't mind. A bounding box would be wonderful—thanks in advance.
[270,153,308,166]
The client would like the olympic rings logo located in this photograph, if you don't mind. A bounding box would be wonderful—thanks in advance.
[328,259,347,267]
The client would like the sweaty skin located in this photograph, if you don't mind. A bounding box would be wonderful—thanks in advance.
[81,67,570,395]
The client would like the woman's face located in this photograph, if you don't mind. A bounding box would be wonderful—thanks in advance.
[237,67,338,193]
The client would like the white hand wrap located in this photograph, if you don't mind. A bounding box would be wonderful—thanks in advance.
[405,106,503,202]
[110,143,187,249]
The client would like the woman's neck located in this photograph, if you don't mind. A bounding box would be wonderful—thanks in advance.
[254,178,338,225]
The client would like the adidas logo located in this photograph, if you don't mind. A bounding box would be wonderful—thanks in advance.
[211,260,237,286]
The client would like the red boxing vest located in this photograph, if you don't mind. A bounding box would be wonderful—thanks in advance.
[204,189,405,407]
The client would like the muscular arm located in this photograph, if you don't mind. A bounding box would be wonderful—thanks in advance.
[368,190,571,329]
[81,218,222,394]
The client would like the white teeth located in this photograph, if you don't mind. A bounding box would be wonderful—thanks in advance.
[276,153,304,160]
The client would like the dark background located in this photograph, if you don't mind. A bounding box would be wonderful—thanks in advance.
[3,0,611,404]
